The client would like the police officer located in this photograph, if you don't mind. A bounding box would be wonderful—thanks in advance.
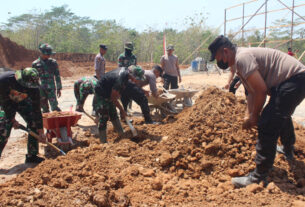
[118,42,137,68]
[160,45,181,90]
[0,68,46,163]
[208,35,305,187]
[95,44,107,80]
[32,43,62,113]
[131,65,163,97]
[94,71,134,143]
[74,77,98,112]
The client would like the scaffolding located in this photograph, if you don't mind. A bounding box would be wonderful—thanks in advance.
[224,0,305,48]
[182,0,305,64]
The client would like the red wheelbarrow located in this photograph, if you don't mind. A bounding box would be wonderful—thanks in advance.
[43,111,82,145]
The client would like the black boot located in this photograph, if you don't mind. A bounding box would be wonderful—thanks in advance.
[231,170,267,188]
[25,155,45,164]
[276,145,294,161]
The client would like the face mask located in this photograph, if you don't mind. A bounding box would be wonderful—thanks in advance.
[217,60,229,70]
[125,49,132,56]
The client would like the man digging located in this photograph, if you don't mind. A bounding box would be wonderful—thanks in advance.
[0,68,46,163]
[131,65,163,98]
[208,35,305,188]
[94,70,135,143]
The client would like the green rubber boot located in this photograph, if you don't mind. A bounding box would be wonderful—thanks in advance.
[99,129,107,143]
[111,119,124,136]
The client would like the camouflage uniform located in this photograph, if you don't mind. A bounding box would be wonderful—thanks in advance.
[118,42,137,68]
[32,44,62,113]
[0,69,42,158]
[74,77,98,111]
[95,97,118,131]
[94,71,129,143]
[0,110,12,157]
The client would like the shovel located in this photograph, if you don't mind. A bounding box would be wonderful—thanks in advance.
[125,117,137,137]
[83,110,98,124]
[18,124,66,156]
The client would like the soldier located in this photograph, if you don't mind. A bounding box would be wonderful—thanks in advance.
[118,42,137,111]
[0,68,46,163]
[94,70,134,143]
[74,76,98,112]
[94,44,108,80]
[32,43,62,113]
[118,42,137,68]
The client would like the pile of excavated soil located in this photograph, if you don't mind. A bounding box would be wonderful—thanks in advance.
[1,87,305,207]
[0,34,112,78]
[0,34,189,79]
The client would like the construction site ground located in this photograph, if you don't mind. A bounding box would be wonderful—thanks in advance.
[1,71,305,206]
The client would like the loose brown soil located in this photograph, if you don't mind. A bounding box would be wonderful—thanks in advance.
[1,87,305,206]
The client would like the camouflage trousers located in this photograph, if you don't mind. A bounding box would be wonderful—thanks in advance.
[95,96,118,131]
[0,111,12,157]
[0,100,39,157]
[40,88,59,113]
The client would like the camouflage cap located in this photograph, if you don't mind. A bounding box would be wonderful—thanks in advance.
[15,67,40,88]
[166,45,175,51]
[129,65,145,81]
[124,42,134,50]
[39,43,56,55]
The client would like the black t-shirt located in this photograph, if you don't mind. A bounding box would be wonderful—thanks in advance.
[0,71,42,128]
[95,72,122,99]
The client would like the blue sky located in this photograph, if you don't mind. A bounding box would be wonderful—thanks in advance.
[0,0,304,36]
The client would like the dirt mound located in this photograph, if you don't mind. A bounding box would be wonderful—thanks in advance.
[0,34,98,78]
[0,34,189,79]
[1,87,305,206]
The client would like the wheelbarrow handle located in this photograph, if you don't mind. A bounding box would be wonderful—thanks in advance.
[18,124,66,156]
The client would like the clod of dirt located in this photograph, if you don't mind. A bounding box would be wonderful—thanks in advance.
[245,183,264,193]
[92,191,109,207]
[151,177,163,191]
[159,152,173,167]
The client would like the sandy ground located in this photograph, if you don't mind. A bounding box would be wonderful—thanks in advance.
[1,71,305,184]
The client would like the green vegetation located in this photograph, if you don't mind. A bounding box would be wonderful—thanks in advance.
[1,5,304,63]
